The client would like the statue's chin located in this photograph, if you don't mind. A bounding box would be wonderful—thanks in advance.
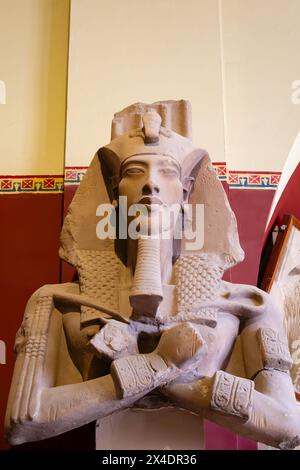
[142,203,162,213]
[132,216,173,238]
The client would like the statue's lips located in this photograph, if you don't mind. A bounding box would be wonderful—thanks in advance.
[137,196,163,213]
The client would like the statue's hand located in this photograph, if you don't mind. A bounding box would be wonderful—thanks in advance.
[155,321,206,369]
[89,320,138,361]
[111,322,207,400]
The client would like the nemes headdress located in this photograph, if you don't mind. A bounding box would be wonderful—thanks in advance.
[60,100,244,325]
[100,106,204,189]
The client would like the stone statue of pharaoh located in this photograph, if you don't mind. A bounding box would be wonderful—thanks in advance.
[5,100,300,449]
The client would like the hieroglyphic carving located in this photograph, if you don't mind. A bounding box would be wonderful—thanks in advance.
[211,371,254,420]
[257,328,292,371]
[111,353,170,399]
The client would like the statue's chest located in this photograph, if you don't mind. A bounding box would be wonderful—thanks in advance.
[76,249,224,329]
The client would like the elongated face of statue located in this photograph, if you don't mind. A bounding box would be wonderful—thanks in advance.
[118,154,184,236]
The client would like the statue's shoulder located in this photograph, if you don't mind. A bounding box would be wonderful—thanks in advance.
[23,282,80,311]
[15,282,80,351]
[220,280,276,304]
[220,280,286,331]
[28,282,80,299]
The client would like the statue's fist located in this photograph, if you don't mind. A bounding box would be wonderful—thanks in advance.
[156,322,206,368]
[111,322,206,400]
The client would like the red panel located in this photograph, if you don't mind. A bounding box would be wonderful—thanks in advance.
[0,194,63,450]
[204,421,238,450]
[229,189,275,285]
[61,185,78,282]
[221,182,232,283]
[63,185,77,216]
[237,436,257,450]
[265,162,300,243]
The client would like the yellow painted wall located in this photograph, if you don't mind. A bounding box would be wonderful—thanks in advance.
[0,0,70,175]
[66,0,300,172]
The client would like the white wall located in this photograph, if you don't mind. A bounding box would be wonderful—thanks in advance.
[66,0,300,173]
[66,0,225,166]
[221,0,300,171]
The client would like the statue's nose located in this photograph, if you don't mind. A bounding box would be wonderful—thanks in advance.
[142,180,160,195]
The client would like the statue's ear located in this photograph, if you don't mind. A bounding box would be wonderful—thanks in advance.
[182,176,195,202]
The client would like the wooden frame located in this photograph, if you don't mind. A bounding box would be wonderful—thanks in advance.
[261,214,300,400]
[261,214,300,293]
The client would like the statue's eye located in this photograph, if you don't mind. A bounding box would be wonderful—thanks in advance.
[123,167,144,176]
[160,168,178,177]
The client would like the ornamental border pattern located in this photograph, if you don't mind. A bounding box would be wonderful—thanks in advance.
[63,164,281,189]
[0,175,64,194]
[63,163,228,185]
[228,171,281,190]
[0,164,281,194]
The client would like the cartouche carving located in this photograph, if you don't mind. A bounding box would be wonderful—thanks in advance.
[257,327,292,371]
[211,371,254,421]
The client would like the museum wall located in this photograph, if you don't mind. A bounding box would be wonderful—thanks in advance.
[1,0,300,451]
[0,0,69,175]
[0,0,70,450]
[65,0,300,171]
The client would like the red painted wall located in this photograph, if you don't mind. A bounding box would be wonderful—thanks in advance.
[0,195,63,450]
[265,162,300,243]
[229,188,275,285]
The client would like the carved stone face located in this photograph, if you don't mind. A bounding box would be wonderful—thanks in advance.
[118,154,184,236]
